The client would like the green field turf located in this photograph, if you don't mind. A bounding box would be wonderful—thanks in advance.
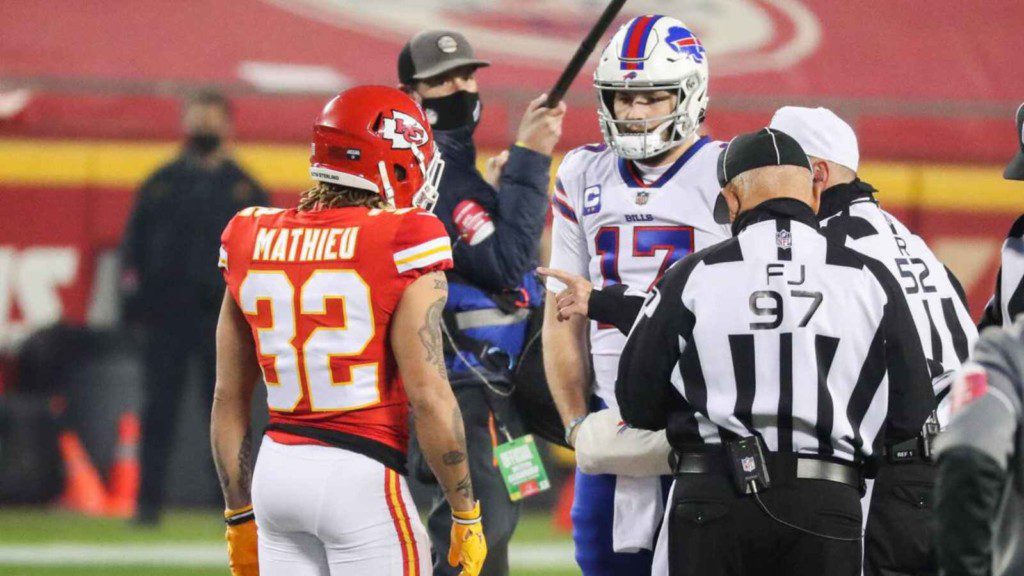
[0,509,578,576]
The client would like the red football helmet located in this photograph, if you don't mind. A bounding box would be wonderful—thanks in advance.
[309,85,444,211]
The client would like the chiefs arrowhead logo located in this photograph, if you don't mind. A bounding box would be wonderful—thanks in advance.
[380,110,428,150]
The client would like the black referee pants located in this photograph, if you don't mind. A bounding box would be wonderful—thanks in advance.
[864,460,937,576]
[667,465,862,576]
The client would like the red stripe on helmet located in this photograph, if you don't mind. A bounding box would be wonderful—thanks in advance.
[624,16,652,60]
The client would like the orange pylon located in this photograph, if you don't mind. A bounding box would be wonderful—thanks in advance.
[58,430,108,516]
[105,412,141,518]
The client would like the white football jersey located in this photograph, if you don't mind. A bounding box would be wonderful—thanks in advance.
[547,136,731,405]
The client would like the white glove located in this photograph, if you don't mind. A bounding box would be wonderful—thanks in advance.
[574,408,672,477]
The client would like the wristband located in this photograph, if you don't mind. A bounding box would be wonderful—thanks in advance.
[452,500,482,524]
[224,504,255,526]
[565,415,587,447]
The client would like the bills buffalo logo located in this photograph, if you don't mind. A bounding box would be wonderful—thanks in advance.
[623,71,638,80]
[665,26,706,63]
[380,110,428,149]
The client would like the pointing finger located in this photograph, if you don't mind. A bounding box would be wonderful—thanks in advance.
[537,267,580,285]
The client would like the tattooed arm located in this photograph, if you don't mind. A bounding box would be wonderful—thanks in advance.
[211,289,260,510]
[392,271,475,511]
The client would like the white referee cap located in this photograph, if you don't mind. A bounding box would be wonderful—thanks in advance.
[769,106,860,173]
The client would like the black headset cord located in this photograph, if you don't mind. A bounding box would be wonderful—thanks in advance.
[748,480,863,542]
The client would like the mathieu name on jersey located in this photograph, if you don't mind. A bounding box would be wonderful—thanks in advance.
[219,205,453,471]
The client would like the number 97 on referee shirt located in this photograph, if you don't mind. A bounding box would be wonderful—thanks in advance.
[749,264,823,330]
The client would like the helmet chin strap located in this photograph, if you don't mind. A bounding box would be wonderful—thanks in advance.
[409,142,428,182]
[378,161,395,207]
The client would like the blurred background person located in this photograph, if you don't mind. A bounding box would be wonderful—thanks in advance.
[934,103,1024,576]
[934,327,1024,576]
[398,29,565,576]
[119,89,268,525]
[979,103,1024,329]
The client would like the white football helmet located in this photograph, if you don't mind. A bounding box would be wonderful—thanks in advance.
[594,16,709,160]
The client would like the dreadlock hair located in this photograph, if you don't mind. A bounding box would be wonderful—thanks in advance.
[298,181,388,212]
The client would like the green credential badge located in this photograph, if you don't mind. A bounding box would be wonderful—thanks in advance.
[494,434,550,501]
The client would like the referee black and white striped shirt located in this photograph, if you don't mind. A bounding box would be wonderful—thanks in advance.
[979,214,1024,330]
[616,198,935,463]
[980,102,1024,329]
[818,179,977,425]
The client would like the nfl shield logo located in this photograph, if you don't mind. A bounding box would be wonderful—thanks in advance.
[741,457,756,473]
[776,229,793,249]
[635,191,650,205]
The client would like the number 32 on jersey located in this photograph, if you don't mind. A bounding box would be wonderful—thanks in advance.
[239,270,378,412]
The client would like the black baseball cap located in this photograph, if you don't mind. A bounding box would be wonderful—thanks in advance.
[398,30,490,85]
[713,127,812,223]
[1004,102,1024,181]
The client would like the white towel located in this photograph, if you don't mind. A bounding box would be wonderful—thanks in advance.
[651,480,675,576]
[575,408,672,477]
[612,474,664,553]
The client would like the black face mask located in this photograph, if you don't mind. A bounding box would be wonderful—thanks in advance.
[186,133,223,157]
[421,91,482,132]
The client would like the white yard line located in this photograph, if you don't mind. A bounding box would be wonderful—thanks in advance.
[0,542,576,569]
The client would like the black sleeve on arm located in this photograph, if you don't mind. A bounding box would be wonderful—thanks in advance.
[589,284,647,335]
[449,145,552,291]
[867,258,936,440]
[616,256,699,431]
[935,446,1007,576]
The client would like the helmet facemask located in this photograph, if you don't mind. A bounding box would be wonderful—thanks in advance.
[596,72,705,161]
[409,142,445,213]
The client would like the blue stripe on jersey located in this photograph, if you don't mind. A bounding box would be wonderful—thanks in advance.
[552,195,579,223]
[616,136,711,189]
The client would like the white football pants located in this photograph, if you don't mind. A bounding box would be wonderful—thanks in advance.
[252,436,431,576]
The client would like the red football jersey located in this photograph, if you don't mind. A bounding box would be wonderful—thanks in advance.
[219,205,453,460]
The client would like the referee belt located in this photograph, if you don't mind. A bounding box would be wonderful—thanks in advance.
[880,434,934,464]
[670,448,862,490]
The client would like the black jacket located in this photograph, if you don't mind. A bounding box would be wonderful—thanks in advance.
[432,127,551,292]
[121,153,267,322]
